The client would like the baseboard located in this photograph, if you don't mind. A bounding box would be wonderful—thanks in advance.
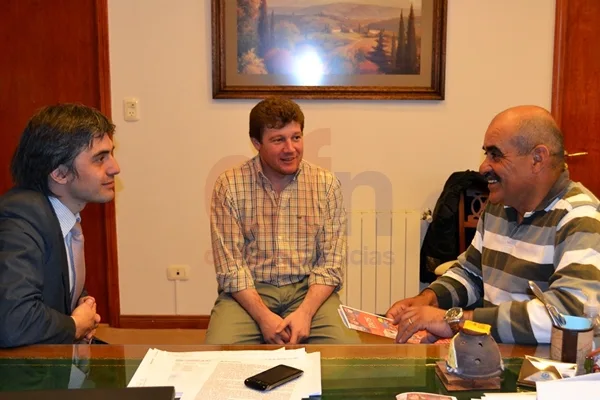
[119,315,210,329]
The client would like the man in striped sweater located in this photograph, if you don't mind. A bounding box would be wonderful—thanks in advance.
[387,105,600,344]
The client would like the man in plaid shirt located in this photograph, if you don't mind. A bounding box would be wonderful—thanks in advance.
[387,105,600,345]
[205,97,359,344]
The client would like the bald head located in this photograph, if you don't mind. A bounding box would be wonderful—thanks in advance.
[492,106,565,169]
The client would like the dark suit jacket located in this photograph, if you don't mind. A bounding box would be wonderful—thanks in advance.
[0,188,79,347]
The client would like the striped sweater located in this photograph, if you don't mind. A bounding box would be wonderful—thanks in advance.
[429,172,600,344]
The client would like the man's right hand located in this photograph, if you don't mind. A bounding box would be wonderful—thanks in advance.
[258,311,291,344]
[385,289,438,324]
[71,297,99,340]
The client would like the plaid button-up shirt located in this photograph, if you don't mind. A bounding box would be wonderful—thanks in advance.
[210,156,347,293]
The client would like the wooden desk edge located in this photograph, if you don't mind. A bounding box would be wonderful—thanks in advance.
[0,344,549,360]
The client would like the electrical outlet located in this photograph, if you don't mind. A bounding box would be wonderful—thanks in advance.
[167,264,189,281]
[123,97,140,122]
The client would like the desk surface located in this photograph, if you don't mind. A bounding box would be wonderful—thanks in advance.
[0,344,547,399]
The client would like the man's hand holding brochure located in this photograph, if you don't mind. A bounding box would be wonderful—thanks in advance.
[338,304,450,344]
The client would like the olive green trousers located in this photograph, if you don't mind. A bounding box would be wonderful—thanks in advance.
[204,280,360,344]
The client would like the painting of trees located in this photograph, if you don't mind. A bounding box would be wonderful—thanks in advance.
[276,21,300,49]
[395,10,406,72]
[238,48,268,74]
[404,3,419,73]
[235,0,423,76]
[237,0,260,60]
[269,10,275,48]
[257,0,269,58]
[215,0,447,99]
[367,30,390,73]
[392,4,419,74]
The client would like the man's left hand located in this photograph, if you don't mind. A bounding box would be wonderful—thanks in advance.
[394,306,454,343]
[275,309,312,344]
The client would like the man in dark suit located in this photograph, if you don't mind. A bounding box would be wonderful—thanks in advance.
[0,104,121,347]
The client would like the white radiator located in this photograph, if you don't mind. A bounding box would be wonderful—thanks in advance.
[339,210,421,315]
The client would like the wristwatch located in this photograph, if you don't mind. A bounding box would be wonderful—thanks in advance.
[444,307,463,335]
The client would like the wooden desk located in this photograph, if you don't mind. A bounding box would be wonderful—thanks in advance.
[0,344,547,399]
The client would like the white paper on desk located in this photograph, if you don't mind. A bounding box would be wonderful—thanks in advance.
[396,393,456,400]
[129,349,196,398]
[286,351,321,399]
[298,352,321,397]
[536,372,600,400]
[128,348,160,387]
[478,393,536,399]
[186,351,321,400]
[128,348,307,399]
[128,348,174,389]
[190,361,301,400]
[162,347,293,361]
[165,348,309,398]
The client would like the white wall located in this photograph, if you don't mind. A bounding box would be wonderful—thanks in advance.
[108,0,556,315]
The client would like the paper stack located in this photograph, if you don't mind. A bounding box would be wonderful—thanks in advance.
[536,371,600,400]
[470,394,536,399]
[128,347,321,400]
[396,393,457,399]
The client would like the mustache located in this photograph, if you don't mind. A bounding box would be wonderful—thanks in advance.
[483,172,500,181]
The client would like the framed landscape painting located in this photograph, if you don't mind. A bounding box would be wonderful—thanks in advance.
[212,0,447,100]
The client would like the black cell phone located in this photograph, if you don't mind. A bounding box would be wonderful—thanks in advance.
[244,364,304,391]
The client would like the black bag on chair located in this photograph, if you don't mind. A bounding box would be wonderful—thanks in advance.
[420,170,488,283]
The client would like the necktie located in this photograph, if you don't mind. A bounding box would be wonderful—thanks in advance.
[70,221,86,311]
